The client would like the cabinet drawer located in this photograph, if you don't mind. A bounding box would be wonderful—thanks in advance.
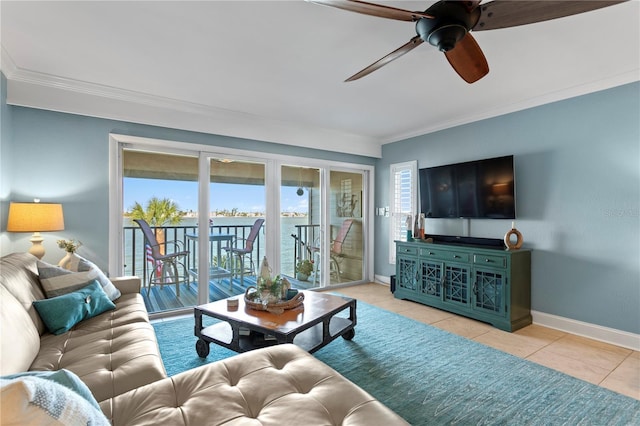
[397,245,418,256]
[473,254,507,268]
[420,247,469,262]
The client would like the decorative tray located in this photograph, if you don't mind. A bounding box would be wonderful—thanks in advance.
[244,286,304,314]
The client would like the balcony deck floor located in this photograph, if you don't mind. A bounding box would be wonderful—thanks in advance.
[142,275,316,314]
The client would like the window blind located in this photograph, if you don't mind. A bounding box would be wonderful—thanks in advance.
[389,161,417,264]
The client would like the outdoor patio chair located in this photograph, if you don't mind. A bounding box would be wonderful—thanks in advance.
[134,219,189,297]
[223,218,264,286]
[308,219,354,284]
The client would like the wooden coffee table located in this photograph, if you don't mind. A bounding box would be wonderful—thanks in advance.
[194,291,356,357]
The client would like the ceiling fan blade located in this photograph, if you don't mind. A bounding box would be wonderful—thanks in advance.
[473,0,628,31]
[346,36,424,82]
[306,0,433,21]
[444,33,489,84]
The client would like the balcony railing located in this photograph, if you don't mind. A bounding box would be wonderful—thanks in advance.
[292,224,320,265]
[123,224,264,285]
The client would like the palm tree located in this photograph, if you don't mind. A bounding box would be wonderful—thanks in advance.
[129,197,183,253]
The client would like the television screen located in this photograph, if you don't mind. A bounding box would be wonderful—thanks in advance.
[419,155,515,219]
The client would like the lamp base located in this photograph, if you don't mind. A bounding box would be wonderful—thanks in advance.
[28,232,45,259]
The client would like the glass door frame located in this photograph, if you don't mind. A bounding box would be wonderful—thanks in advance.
[109,134,374,303]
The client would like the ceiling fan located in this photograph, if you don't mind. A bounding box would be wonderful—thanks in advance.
[307,0,627,83]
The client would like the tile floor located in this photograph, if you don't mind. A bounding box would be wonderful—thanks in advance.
[330,283,640,401]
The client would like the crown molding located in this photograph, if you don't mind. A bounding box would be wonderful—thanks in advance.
[5,40,637,155]
[1,45,382,158]
[0,46,18,78]
[385,68,640,144]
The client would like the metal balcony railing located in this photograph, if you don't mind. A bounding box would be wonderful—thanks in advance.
[123,224,264,285]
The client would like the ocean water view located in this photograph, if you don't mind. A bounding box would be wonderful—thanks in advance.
[123,216,311,278]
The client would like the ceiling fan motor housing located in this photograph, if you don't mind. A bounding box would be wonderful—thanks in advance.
[416,1,480,52]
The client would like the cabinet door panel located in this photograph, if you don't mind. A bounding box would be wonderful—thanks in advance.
[444,264,470,305]
[419,260,442,300]
[473,268,507,317]
[397,256,418,291]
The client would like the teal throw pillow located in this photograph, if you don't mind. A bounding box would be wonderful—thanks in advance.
[1,369,100,410]
[33,280,116,335]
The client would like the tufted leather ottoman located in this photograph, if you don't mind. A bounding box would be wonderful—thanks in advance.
[101,344,408,425]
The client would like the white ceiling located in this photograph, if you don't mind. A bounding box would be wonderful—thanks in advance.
[2,1,639,157]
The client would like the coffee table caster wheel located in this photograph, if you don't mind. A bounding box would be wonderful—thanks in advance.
[342,329,355,340]
[196,339,210,358]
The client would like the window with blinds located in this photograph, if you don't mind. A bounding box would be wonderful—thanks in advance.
[389,161,417,264]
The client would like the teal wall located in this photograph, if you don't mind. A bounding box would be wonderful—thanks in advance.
[375,82,640,334]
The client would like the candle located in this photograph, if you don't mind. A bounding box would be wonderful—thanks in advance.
[511,221,516,229]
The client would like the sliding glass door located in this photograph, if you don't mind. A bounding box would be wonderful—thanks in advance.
[328,170,364,284]
[122,149,200,313]
[280,165,321,288]
[204,157,265,301]
[112,134,372,316]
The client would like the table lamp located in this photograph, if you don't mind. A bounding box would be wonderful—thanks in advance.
[7,201,65,259]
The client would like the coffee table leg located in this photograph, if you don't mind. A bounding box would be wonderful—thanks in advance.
[196,338,210,358]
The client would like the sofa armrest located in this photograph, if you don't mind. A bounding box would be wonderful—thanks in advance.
[110,276,141,294]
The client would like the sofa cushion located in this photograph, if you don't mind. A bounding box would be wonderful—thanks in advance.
[0,375,110,425]
[33,281,116,335]
[0,253,48,334]
[31,320,166,403]
[0,285,41,375]
[77,293,150,331]
[102,344,409,426]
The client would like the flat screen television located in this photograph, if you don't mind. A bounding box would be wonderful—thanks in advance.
[419,155,516,219]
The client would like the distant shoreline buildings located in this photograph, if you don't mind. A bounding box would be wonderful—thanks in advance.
[124,210,307,218]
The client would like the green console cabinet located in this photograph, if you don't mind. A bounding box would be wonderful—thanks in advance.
[395,240,531,331]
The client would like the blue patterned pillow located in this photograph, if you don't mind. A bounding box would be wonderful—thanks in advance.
[37,259,121,301]
[0,375,109,425]
[33,281,116,335]
[38,260,94,298]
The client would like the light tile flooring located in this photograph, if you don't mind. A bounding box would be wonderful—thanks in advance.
[330,283,640,401]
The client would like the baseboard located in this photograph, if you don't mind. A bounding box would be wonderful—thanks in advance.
[374,274,391,285]
[373,274,639,350]
[531,310,640,351]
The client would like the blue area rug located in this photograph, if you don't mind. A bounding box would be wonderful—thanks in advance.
[153,301,640,425]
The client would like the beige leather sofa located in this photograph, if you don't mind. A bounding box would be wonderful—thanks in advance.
[0,252,166,403]
[1,252,408,425]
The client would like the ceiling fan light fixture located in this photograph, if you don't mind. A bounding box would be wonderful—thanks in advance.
[415,1,480,51]
[424,23,467,51]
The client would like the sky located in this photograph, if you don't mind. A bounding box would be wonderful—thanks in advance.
[124,178,309,213]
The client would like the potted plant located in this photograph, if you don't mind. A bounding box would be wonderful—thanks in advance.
[296,259,314,281]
